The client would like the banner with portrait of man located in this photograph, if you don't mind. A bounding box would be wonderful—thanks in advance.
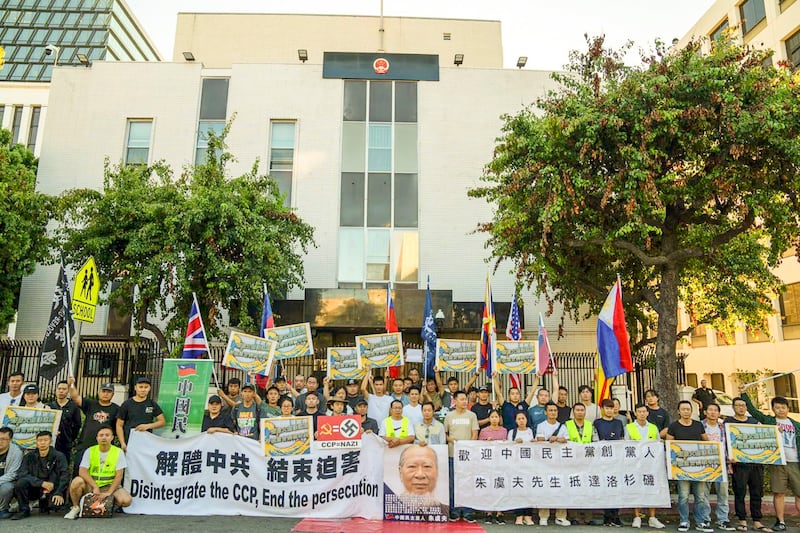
[383,443,449,522]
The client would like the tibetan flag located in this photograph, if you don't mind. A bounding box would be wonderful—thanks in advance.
[257,284,278,388]
[594,352,614,404]
[505,294,522,389]
[537,313,556,376]
[181,293,209,359]
[596,277,633,378]
[420,276,437,381]
[387,284,401,378]
[177,363,197,377]
[480,275,495,375]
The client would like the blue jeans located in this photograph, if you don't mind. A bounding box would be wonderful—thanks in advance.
[449,457,473,519]
[677,480,711,524]
[711,479,729,523]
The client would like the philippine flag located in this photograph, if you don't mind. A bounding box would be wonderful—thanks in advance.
[177,363,197,377]
[596,277,633,378]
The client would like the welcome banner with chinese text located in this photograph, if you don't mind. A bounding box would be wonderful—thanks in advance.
[125,431,383,518]
[454,441,670,509]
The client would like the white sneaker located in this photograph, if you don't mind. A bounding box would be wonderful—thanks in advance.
[64,506,80,520]
[632,517,642,528]
[649,517,665,529]
[540,518,549,526]
[556,518,571,527]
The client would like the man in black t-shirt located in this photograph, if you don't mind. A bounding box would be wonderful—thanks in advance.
[693,380,717,419]
[471,385,495,429]
[49,380,82,462]
[202,395,235,434]
[68,378,120,476]
[644,389,670,438]
[116,377,165,452]
[594,399,625,526]
[667,400,712,533]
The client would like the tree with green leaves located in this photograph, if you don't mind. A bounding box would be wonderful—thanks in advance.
[470,36,800,413]
[55,125,315,353]
[0,129,51,334]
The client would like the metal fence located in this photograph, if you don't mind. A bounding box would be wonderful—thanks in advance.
[0,338,684,405]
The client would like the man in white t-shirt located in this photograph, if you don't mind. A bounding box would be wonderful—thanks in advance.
[363,373,394,422]
[703,403,736,531]
[536,402,569,526]
[0,372,25,415]
[578,385,600,422]
[402,386,423,427]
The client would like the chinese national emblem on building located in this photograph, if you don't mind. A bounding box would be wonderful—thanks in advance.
[373,57,389,75]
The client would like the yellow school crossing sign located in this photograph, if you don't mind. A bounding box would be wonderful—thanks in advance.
[72,257,100,323]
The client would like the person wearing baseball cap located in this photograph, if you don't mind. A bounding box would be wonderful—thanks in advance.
[231,383,267,440]
[471,384,496,429]
[67,377,120,477]
[202,395,234,434]
[345,375,368,411]
[21,384,46,409]
[355,398,379,434]
[116,377,165,452]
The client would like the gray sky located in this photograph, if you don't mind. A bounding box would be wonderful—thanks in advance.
[125,0,716,70]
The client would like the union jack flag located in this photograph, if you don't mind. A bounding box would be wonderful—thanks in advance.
[181,293,209,359]
[505,293,522,389]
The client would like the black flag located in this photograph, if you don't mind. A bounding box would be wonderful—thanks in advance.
[39,263,75,380]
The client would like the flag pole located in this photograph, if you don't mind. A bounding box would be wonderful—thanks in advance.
[194,292,221,390]
[742,368,800,389]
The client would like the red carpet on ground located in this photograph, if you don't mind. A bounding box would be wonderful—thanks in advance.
[292,518,485,533]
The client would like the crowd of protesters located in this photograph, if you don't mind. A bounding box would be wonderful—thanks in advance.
[0,367,798,531]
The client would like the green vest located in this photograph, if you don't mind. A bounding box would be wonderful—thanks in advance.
[565,419,593,443]
[384,417,410,438]
[626,421,658,440]
[89,445,121,488]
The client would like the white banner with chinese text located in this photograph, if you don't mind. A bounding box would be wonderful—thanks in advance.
[125,431,383,518]
[454,441,670,509]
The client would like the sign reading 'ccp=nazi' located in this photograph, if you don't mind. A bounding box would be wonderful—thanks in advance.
[71,256,100,323]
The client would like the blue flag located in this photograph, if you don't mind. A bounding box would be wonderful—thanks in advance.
[421,276,437,380]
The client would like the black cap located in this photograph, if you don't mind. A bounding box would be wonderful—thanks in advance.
[275,376,286,382]
[100,383,114,391]
[241,383,255,391]
[135,377,151,385]
[23,384,39,394]
[355,398,368,406]
[479,385,490,392]
[208,395,222,404]
[346,379,359,385]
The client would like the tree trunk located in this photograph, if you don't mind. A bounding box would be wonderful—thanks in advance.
[655,266,680,416]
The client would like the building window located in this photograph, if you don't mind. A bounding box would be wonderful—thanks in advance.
[779,282,800,340]
[740,0,766,35]
[691,323,708,348]
[11,106,23,145]
[195,78,229,164]
[0,105,4,126]
[710,19,729,42]
[786,29,800,69]
[124,120,152,165]
[686,373,698,388]
[746,323,769,343]
[338,80,419,289]
[26,106,41,152]
[773,373,799,412]
[710,373,725,392]
[268,121,296,205]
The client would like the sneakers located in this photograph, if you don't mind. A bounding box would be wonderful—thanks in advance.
[717,523,735,531]
[516,517,525,526]
[64,506,81,520]
[607,518,623,527]
[555,518,572,527]
[649,517,666,529]
[633,517,642,529]
[523,517,534,526]
[486,515,496,525]
[496,516,506,525]
[696,523,714,533]
[10,510,31,520]
[540,518,549,526]
[772,523,786,532]
[464,516,477,524]
[679,523,691,532]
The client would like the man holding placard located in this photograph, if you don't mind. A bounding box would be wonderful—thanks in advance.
[729,396,767,532]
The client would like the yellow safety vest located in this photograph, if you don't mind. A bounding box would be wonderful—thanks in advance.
[565,419,593,443]
[384,417,410,438]
[626,421,658,441]
[89,445,121,488]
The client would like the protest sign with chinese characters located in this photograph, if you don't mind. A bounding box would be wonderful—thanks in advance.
[435,340,479,373]
[454,441,670,509]
[124,431,383,518]
[223,331,276,376]
[157,359,213,439]
[494,340,537,375]
[327,347,366,381]
[261,416,313,456]
[383,444,449,522]
[726,423,786,465]
[666,440,726,482]
[356,332,403,369]
[264,323,314,361]
[2,406,62,450]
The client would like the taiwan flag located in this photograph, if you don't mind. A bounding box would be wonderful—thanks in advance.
[177,363,197,377]
[596,277,633,378]
[386,284,401,378]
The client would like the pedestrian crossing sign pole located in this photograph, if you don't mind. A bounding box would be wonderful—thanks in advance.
[72,256,100,323]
